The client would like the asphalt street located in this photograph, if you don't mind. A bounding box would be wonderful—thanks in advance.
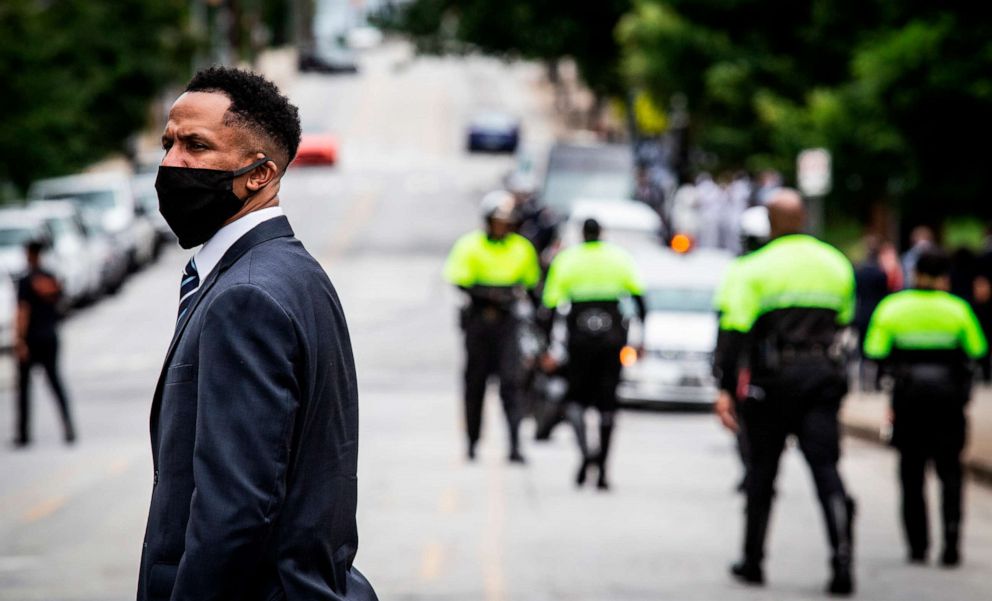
[2,44,992,601]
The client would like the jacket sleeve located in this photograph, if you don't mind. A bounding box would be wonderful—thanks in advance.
[171,284,300,600]
[960,301,989,359]
[862,302,892,360]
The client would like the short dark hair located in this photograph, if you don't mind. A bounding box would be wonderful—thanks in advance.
[915,248,950,278]
[583,218,602,242]
[185,66,302,168]
[25,240,46,255]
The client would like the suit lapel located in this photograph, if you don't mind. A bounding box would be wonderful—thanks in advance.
[149,216,296,456]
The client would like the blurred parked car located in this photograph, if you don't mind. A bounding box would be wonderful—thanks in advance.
[0,207,51,279]
[28,171,149,271]
[541,142,634,216]
[346,26,383,50]
[0,273,15,351]
[466,111,520,153]
[563,198,664,253]
[293,127,340,166]
[617,247,733,408]
[298,41,359,74]
[132,173,176,249]
[28,201,101,305]
[79,211,129,295]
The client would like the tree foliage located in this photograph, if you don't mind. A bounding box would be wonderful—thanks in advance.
[0,0,194,193]
[618,1,992,219]
[375,0,631,96]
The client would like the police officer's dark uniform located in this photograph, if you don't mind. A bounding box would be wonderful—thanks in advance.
[445,192,541,462]
[14,241,75,446]
[863,250,987,566]
[542,219,645,489]
[717,195,856,595]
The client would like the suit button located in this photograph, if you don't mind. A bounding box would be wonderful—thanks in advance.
[153,470,159,485]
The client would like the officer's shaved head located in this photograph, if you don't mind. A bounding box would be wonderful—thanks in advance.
[767,188,806,238]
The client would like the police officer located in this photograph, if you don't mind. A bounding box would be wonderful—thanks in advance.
[714,189,856,595]
[541,219,645,490]
[863,249,987,566]
[713,205,771,492]
[444,190,541,463]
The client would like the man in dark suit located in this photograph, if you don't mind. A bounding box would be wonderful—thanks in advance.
[137,67,376,601]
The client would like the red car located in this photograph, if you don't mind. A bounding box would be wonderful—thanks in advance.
[292,131,339,166]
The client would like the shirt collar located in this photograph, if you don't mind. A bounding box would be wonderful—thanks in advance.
[192,206,284,280]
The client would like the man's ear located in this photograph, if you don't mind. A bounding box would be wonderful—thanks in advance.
[246,155,279,191]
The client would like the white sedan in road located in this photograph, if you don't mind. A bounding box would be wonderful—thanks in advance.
[618,246,733,408]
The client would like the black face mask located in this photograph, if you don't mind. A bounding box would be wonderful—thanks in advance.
[156,157,272,249]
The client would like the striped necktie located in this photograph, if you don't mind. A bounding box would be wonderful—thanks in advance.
[177,257,200,325]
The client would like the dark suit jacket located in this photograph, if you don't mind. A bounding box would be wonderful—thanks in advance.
[137,217,376,601]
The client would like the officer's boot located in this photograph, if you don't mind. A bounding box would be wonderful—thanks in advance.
[508,427,525,464]
[825,495,855,596]
[941,521,961,567]
[565,403,591,485]
[596,412,615,490]
[732,502,769,585]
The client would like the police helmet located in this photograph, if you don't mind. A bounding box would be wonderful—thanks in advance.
[480,190,517,223]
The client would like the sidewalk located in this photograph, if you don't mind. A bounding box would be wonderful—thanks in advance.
[841,385,992,485]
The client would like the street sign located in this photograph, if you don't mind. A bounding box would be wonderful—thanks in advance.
[797,148,832,197]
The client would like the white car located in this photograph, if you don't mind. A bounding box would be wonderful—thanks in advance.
[0,273,15,351]
[0,208,50,279]
[562,198,663,253]
[617,247,733,407]
[28,201,103,304]
[28,171,148,270]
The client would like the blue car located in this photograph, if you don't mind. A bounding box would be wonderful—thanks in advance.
[466,112,520,153]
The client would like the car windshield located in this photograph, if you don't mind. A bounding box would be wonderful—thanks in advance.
[0,227,36,248]
[645,287,716,313]
[45,190,117,210]
[45,217,75,237]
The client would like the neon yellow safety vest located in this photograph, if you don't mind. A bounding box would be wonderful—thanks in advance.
[542,241,643,309]
[721,234,855,333]
[443,231,540,289]
[863,289,987,360]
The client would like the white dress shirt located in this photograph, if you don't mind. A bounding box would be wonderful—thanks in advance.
[193,206,284,280]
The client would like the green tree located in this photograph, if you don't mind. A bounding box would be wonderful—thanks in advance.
[376,0,631,97]
[618,1,992,220]
[0,0,194,194]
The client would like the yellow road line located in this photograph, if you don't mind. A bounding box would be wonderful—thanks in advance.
[439,486,459,514]
[482,461,507,601]
[23,495,66,523]
[419,541,444,583]
[321,188,381,267]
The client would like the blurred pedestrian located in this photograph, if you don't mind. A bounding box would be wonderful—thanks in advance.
[714,189,856,595]
[694,173,723,249]
[138,67,376,600]
[863,249,987,566]
[541,218,645,490]
[973,226,992,382]
[902,225,936,288]
[634,163,670,239]
[14,240,75,447]
[445,190,541,463]
[854,236,893,391]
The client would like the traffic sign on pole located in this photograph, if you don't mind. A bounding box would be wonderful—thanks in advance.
[797,148,832,197]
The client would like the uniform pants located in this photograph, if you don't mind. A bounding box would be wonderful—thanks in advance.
[17,337,74,443]
[738,363,852,566]
[463,310,521,450]
[892,386,967,556]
